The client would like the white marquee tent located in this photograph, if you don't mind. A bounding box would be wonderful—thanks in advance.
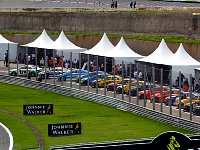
[48,31,86,60]
[167,43,200,66]
[0,34,18,62]
[138,39,174,65]
[167,43,200,80]
[100,36,144,63]
[23,29,54,49]
[82,33,114,56]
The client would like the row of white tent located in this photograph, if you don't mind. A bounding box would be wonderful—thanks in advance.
[1,29,200,81]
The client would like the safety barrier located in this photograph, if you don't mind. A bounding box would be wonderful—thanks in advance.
[1,74,200,148]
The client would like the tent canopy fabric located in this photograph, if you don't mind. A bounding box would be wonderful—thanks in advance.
[138,39,174,65]
[0,34,18,62]
[23,29,54,49]
[82,33,114,55]
[0,34,16,44]
[99,36,144,62]
[166,43,200,66]
[48,31,86,52]
[169,43,200,79]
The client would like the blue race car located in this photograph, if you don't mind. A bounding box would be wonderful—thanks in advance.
[75,71,105,83]
[57,69,88,81]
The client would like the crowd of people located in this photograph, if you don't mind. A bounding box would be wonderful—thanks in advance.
[174,74,198,92]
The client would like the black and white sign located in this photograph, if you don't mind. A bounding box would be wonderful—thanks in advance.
[23,104,53,115]
[48,122,81,136]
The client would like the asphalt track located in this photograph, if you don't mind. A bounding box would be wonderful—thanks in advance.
[0,0,200,10]
[0,122,12,150]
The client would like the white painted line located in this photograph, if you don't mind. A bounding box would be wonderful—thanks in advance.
[0,122,13,150]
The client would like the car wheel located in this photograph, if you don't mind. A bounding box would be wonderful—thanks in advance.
[82,81,87,86]
[167,99,172,106]
[41,74,45,79]
[31,72,36,77]
[155,97,159,103]
[11,72,17,76]
[92,83,96,88]
[139,94,144,99]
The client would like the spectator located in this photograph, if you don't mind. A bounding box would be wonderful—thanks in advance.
[28,54,31,64]
[138,70,143,80]
[40,57,44,68]
[100,63,104,71]
[65,60,69,69]
[194,84,200,93]
[59,57,63,67]
[54,57,57,67]
[183,78,189,86]
[130,1,133,8]
[48,57,53,70]
[192,77,195,91]
[115,0,117,8]
[183,84,189,92]
[175,77,179,88]
[134,1,136,9]
[4,50,8,67]
[111,0,114,8]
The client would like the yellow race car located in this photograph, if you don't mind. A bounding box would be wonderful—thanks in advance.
[91,75,122,88]
[123,80,144,93]
[176,93,200,108]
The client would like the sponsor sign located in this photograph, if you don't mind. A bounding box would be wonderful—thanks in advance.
[151,131,194,150]
[48,122,81,136]
[23,104,53,115]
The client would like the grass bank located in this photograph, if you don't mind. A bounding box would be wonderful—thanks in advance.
[1,30,200,44]
[0,82,194,150]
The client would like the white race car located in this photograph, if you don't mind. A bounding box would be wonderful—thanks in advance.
[10,65,43,77]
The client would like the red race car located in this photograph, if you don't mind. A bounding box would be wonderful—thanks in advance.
[149,88,180,104]
[138,86,169,100]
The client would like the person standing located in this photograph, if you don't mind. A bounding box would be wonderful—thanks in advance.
[134,1,136,9]
[138,70,143,80]
[130,1,133,8]
[115,1,117,8]
[4,50,8,67]
[111,0,114,8]
[40,57,44,68]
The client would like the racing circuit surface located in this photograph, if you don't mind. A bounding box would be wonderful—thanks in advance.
[0,0,200,10]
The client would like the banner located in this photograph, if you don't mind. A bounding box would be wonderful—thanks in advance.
[48,122,81,136]
[23,104,53,115]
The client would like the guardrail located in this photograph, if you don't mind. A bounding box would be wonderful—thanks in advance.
[1,74,200,149]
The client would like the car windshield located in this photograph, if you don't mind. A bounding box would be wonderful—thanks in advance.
[193,95,200,100]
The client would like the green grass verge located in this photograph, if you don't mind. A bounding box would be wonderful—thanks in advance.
[0,82,194,150]
[1,30,200,44]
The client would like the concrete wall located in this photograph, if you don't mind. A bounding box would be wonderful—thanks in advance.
[0,12,199,38]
